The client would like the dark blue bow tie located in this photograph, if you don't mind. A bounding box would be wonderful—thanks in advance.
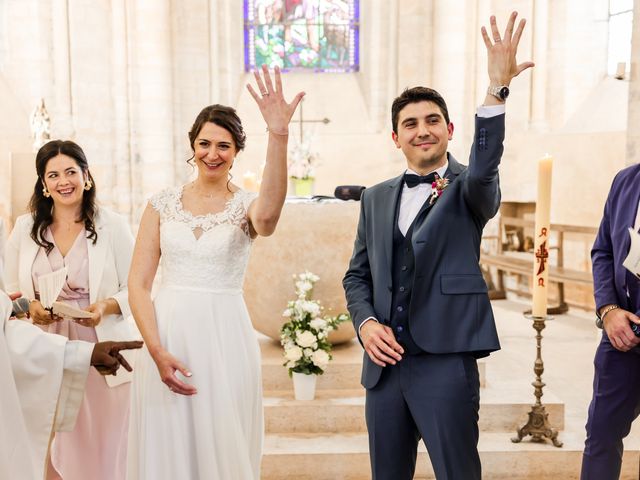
[404,172,438,188]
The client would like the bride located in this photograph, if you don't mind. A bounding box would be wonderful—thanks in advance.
[127,66,304,479]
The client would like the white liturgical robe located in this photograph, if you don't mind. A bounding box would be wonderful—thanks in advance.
[0,290,93,479]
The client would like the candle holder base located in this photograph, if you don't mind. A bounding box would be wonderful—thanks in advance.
[512,314,563,448]
[511,404,563,447]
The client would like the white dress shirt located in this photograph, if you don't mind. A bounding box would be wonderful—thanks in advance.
[398,164,449,235]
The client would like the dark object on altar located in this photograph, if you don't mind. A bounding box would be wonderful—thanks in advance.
[334,185,365,201]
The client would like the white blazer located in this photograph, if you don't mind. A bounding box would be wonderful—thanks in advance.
[4,207,140,387]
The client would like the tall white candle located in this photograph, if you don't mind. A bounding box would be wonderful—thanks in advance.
[532,154,553,317]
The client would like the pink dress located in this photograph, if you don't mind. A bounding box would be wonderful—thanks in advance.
[32,229,130,480]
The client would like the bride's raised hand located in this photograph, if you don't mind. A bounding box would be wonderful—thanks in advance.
[246,64,305,136]
[152,349,197,396]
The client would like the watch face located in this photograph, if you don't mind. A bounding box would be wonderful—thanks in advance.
[499,86,510,100]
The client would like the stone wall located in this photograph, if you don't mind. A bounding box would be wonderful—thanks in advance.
[0,0,630,232]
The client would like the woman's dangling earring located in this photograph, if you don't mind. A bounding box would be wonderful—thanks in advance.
[42,186,51,198]
[84,179,93,191]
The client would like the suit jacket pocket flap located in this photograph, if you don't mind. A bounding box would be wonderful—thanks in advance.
[440,274,488,294]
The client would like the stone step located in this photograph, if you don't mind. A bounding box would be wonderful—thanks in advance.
[261,432,640,480]
[260,337,486,391]
[263,383,564,434]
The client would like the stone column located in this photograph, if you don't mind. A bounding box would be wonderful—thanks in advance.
[431,0,479,155]
[129,0,175,218]
[110,0,134,217]
[50,0,75,139]
[397,0,433,89]
[529,0,549,130]
[627,2,640,166]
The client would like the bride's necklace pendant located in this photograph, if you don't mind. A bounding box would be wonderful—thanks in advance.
[190,182,226,202]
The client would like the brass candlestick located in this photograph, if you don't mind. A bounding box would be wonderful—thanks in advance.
[511,314,563,447]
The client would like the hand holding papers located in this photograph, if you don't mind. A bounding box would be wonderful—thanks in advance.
[36,267,93,320]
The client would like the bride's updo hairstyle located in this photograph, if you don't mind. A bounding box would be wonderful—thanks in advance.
[187,104,246,165]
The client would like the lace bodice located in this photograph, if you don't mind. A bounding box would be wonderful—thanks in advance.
[150,186,257,291]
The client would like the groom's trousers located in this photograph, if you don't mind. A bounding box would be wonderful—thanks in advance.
[365,351,481,480]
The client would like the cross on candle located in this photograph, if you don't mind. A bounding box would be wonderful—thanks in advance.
[535,240,549,277]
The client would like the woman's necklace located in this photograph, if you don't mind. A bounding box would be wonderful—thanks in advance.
[190,182,228,201]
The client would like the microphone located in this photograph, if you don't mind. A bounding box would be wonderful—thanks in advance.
[11,298,30,318]
[334,185,365,201]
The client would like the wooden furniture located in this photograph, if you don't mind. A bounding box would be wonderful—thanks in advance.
[480,216,598,313]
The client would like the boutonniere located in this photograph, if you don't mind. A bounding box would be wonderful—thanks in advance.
[429,175,450,205]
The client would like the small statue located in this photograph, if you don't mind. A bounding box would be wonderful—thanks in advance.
[30,98,51,152]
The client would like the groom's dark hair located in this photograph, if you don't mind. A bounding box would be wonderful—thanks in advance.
[391,87,451,133]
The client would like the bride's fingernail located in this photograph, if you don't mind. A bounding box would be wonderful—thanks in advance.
[186,372,193,377]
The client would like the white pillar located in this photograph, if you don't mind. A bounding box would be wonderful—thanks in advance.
[529,0,549,130]
[129,0,175,216]
[110,0,134,217]
[50,0,74,139]
[626,1,640,166]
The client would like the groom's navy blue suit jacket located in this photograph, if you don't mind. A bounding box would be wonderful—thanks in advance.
[343,114,505,389]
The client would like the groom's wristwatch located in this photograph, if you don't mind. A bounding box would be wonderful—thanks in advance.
[487,84,510,101]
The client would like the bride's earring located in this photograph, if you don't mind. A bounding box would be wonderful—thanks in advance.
[84,179,93,191]
[42,183,51,198]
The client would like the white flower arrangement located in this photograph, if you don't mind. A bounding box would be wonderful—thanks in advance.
[280,271,349,376]
[288,137,319,180]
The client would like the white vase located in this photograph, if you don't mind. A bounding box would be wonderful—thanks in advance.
[292,372,317,401]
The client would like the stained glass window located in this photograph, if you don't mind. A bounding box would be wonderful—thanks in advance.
[244,0,359,73]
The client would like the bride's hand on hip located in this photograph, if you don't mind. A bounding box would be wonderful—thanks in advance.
[152,349,197,396]
[246,64,305,135]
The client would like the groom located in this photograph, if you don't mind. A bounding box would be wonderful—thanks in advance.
[343,12,533,480]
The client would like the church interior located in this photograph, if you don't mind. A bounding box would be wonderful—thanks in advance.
[1,0,639,478]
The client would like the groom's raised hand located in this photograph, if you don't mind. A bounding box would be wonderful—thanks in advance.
[481,11,534,105]
[360,321,404,367]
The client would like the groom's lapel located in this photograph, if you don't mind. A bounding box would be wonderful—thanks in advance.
[412,153,464,238]
[381,174,404,276]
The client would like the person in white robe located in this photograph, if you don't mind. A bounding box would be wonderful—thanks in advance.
[0,276,141,479]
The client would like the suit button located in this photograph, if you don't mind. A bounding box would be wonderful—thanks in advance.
[396,326,404,333]
[397,306,404,312]
[399,286,405,292]
[401,265,408,271]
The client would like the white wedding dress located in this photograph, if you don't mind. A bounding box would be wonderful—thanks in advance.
[128,186,263,480]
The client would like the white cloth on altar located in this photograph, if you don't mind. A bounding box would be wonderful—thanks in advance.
[0,283,92,479]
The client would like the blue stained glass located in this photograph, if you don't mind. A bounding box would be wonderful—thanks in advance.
[244,0,360,73]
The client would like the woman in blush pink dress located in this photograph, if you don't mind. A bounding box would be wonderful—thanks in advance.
[5,140,138,480]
